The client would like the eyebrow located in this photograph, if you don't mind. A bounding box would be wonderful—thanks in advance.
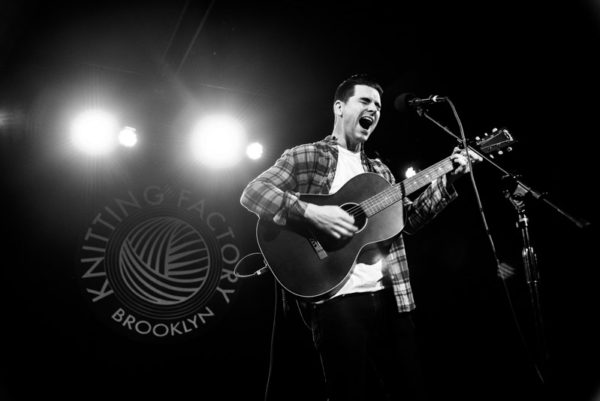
[360,97,381,109]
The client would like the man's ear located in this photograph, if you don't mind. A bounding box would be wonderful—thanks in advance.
[333,100,344,117]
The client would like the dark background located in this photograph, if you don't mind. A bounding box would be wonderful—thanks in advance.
[1,1,597,400]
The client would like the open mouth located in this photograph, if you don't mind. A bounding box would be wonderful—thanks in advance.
[358,115,374,129]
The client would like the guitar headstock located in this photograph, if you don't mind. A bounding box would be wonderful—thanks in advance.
[473,127,516,158]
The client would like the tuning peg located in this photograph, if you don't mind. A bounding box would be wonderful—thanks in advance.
[492,127,498,133]
[507,147,513,152]
[475,136,481,141]
[497,150,504,155]
[489,154,495,159]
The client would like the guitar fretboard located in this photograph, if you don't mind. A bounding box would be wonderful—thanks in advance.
[360,157,454,217]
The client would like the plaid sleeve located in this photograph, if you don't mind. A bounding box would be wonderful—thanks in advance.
[369,157,396,184]
[240,146,309,225]
[403,175,457,235]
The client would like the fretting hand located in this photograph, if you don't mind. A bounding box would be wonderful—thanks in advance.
[447,146,482,185]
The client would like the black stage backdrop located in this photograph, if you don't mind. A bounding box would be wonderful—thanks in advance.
[1,1,597,401]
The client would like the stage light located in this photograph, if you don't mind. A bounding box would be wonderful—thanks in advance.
[190,114,246,168]
[246,142,263,160]
[71,109,118,156]
[118,126,138,147]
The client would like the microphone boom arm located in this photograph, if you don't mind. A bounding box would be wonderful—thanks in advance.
[418,108,590,229]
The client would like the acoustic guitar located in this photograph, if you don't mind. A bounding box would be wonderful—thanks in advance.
[255,128,515,299]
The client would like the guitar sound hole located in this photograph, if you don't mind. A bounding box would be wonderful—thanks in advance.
[341,202,367,232]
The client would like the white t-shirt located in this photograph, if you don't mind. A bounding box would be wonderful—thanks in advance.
[329,145,386,298]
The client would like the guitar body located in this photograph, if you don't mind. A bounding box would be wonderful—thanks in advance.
[256,173,404,299]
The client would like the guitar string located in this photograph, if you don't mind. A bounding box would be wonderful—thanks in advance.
[341,133,507,217]
[343,158,453,219]
[344,159,447,217]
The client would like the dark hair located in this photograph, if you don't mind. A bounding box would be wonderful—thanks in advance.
[333,73,383,103]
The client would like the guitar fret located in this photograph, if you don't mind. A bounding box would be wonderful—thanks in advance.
[360,157,453,216]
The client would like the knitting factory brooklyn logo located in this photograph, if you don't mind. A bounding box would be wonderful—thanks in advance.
[79,185,241,341]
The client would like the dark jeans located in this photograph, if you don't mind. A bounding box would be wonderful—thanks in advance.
[309,290,426,401]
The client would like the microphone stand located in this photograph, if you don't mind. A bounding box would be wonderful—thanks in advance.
[415,104,591,377]
[416,106,591,229]
[502,177,547,367]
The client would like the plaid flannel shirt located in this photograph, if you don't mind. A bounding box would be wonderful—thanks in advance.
[240,135,457,312]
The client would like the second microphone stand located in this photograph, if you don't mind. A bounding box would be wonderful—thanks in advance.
[502,178,547,367]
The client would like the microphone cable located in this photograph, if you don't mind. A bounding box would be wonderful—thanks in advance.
[262,275,279,401]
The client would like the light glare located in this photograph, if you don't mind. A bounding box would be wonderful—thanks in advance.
[191,114,246,168]
[71,110,118,155]
[246,142,263,160]
[119,126,138,147]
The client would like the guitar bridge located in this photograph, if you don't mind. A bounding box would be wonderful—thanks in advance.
[308,236,328,260]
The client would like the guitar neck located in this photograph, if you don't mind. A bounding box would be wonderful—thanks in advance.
[400,156,453,197]
[361,157,453,216]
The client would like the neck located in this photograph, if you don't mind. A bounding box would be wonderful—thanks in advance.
[332,125,361,152]
[341,140,361,152]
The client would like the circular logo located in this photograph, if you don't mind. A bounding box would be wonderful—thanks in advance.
[78,186,241,341]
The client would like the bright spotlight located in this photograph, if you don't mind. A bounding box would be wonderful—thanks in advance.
[118,126,138,147]
[191,114,246,168]
[71,110,118,155]
[246,142,263,160]
[405,167,417,178]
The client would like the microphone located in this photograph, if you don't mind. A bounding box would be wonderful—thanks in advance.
[394,93,447,112]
